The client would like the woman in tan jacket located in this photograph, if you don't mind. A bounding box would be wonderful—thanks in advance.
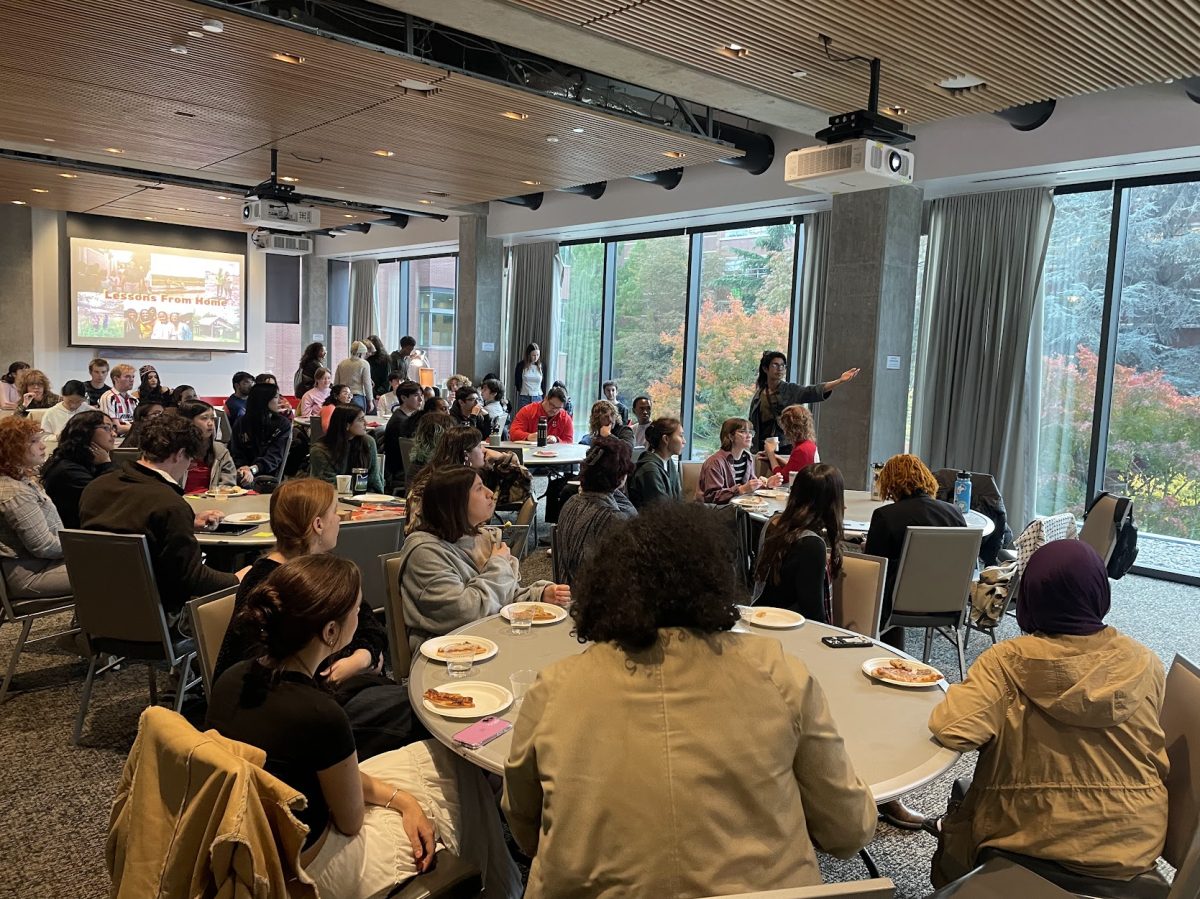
[503,502,876,899]
[928,539,1169,886]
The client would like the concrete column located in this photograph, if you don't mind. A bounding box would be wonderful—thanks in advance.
[300,254,329,349]
[456,214,504,382]
[820,185,924,489]
[0,205,35,366]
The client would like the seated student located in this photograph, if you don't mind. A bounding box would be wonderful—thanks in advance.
[601,379,629,425]
[762,404,818,485]
[927,540,1168,887]
[0,361,29,411]
[168,384,197,407]
[395,466,568,653]
[752,463,843,622]
[406,411,454,491]
[0,417,71,598]
[375,372,404,414]
[256,373,295,422]
[449,385,490,442]
[230,382,293,487]
[207,555,522,899]
[626,417,683,509]
[697,417,781,503]
[83,358,111,408]
[15,368,60,412]
[39,380,91,437]
[41,411,116,530]
[300,367,333,418]
[503,503,876,898]
[404,426,519,533]
[381,381,424,489]
[119,399,165,450]
[555,437,637,586]
[578,400,634,447]
[479,377,508,438]
[630,394,652,447]
[309,405,385,495]
[551,380,574,418]
[134,365,171,406]
[321,383,353,432]
[509,386,573,443]
[100,363,138,436]
[79,415,240,616]
[176,401,237,494]
[225,371,254,422]
[445,373,472,395]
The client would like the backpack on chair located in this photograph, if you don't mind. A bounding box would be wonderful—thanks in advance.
[1086,492,1139,579]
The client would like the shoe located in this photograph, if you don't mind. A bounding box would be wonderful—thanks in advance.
[921,815,944,837]
[878,799,928,831]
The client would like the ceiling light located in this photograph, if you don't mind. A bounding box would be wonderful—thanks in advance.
[175,207,187,211]
[790,70,807,79]
[169,44,188,55]
[887,105,908,116]
[521,180,541,186]
[104,147,124,154]
[502,111,529,121]
[718,43,749,59]
[426,190,448,197]
[663,150,686,159]
[31,188,49,194]
[571,127,585,133]
[271,52,305,65]
[938,74,987,93]
[58,173,78,179]
[396,78,438,95]
[217,195,231,200]
[545,134,560,143]
[372,149,395,157]
[343,214,354,218]
[279,176,299,183]
[11,200,27,205]
[187,29,203,37]
[418,199,435,205]
[200,19,223,33]
[143,216,154,220]
[42,137,55,142]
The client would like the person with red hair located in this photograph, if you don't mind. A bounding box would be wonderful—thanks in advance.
[0,416,71,597]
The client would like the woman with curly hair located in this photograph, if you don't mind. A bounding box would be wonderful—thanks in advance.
[41,410,117,529]
[554,436,637,585]
[15,368,59,412]
[405,411,454,490]
[762,404,818,485]
[747,350,859,453]
[0,416,70,597]
[294,341,327,396]
[578,399,634,447]
[503,502,876,898]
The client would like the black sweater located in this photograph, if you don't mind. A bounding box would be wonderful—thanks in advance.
[42,457,115,530]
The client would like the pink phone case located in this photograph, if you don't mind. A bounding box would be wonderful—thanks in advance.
[452,717,512,749]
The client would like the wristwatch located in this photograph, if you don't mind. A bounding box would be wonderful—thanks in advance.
[249,465,259,477]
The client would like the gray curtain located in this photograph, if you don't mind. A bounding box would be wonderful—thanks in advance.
[795,211,830,387]
[507,241,558,390]
[349,258,379,342]
[912,187,1055,529]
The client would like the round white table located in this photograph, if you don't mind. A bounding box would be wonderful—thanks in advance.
[496,440,588,467]
[185,493,403,546]
[409,614,960,802]
[741,488,995,536]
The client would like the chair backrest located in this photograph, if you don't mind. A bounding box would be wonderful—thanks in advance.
[681,461,702,501]
[186,587,239,697]
[110,446,142,466]
[550,525,563,583]
[214,407,232,444]
[891,527,984,617]
[25,407,49,425]
[309,414,324,442]
[1169,823,1200,899]
[59,529,176,657]
[274,426,294,479]
[1078,493,1121,564]
[1162,654,1200,871]
[696,879,894,898]
[333,517,405,612]
[396,437,415,479]
[514,496,536,527]
[379,550,411,677]
[832,552,887,640]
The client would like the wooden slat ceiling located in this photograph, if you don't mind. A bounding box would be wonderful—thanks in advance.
[0,0,737,224]
[0,157,385,231]
[508,0,1200,124]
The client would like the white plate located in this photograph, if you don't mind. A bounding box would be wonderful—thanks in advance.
[355,493,403,503]
[754,489,789,499]
[730,496,769,508]
[844,519,872,531]
[738,606,806,629]
[531,450,558,458]
[202,487,249,497]
[861,657,945,688]
[421,681,512,718]
[419,636,499,664]
[223,512,271,525]
[499,602,567,625]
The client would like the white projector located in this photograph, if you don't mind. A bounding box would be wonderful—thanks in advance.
[242,197,320,232]
[784,139,914,194]
[251,230,313,256]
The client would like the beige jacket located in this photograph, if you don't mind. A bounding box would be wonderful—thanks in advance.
[108,707,317,899]
[929,627,1168,883]
[503,628,876,899]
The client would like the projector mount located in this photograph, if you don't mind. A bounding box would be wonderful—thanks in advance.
[813,36,915,146]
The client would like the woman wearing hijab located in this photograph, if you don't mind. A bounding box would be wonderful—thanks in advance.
[926,540,1169,887]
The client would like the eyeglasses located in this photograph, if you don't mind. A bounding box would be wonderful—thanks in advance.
[768,361,787,369]
[96,424,117,433]
[737,428,755,435]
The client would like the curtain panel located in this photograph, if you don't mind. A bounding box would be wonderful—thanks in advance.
[912,187,1055,528]
[348,257,379,344]
[796,210,831,389]
[507,241,559,392]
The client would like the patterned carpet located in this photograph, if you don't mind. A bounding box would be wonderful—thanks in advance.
[0,559,1192,899]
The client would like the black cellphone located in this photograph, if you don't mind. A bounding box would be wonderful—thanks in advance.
[822,635,875,649]
[197,522,258,536]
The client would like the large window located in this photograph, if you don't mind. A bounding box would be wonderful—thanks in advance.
[556,243,602,400]
[263,255,302,391]
[409,257,457,380]
[692,225,796,457]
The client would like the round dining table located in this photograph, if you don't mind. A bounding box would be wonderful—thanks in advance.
[185,492,403,547]
[496,440,588,467]
[739,488,995,537]
[409,613,961,802]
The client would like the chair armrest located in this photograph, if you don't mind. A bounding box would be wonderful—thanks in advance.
[384,849,483,899]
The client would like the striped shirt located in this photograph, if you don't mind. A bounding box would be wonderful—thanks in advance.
[731,452,751,484]
[100,390,137,423]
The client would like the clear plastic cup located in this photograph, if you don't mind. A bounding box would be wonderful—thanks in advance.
[443,646,475,679]
[510,669,536,706]
[510,608,534,636]
[335,474,352,495]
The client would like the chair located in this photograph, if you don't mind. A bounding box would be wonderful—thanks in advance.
[884,526,984,680]
[25,407,49,426]
[397,437,416,490]
[60,530,200,744]
[513,496,538,551]
[214,407,232,444]
[379,550,412,678]
[832,552,887,640]
[925,856,1075,897]
[550,525,563,583]
[309,413,324,442]
[696,879,893,898]
[933,469,1013,566]
[334,517,405,613]
[0,570,75,704]
[681,461,702,501]
[186,586,239,698]
[274,426,294,480]
[110,446,141,466]
[1079,492,1130,567]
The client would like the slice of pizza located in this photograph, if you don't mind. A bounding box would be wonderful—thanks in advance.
[423,688,475,709]
[435,640,487,657]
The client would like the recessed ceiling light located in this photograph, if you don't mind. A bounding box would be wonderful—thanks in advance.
[271,52,305,65]
[417,199,435,205]
[888,105,908,116]
[790,70,807,79]
[217,195,231,200]
[425,190,448,197]
[42,137,55,142]
[343,214,354,218]
[279,176,299,183]
[11,200,27,205]
[58,173,78,179]
[175,207,187,211]
[502,112,529,121]
[169,44,188,55]
[31,188,49,194]
[372,149,395,157]
[143,216,154,220]
[104,147,124,154]
[938,74,987,93]
[663,150,686,159]
[201,19,223,33]
[521,180,541,186]
[187,29,203,37]
[545,134,560,143]
[571,127,585,133]
[718,43,749,59]
[396,79,438,95]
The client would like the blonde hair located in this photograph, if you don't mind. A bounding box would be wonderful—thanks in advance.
[350,341,368,358]
[448,374,472,389]
[779,405,815,444]
[878,454,939,501]
[588,399,619,434]
[719,418,751,452]
[110,363,135,381]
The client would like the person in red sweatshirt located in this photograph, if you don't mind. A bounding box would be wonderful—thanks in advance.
[510,385,574,443]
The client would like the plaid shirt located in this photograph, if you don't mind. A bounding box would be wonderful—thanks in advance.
[100,390,137,422]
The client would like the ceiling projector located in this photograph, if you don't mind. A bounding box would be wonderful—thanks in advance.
[242,197,320,232]
[785,139,914,194]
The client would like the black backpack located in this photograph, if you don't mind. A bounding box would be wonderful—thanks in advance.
[1086,492,1139,579]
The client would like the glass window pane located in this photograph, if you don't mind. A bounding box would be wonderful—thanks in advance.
[408,257,457,383]
[375,261,402,354]
[1104,181,1200,577]
[612,235,689,427]
[692,224,796,458]
[555,244,603,405]
[263,323,301,394]
[1036,190,1111,518]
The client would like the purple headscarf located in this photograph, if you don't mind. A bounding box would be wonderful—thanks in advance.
[1016,540,1111,636]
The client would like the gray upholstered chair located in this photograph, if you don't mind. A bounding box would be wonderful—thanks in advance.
[186,586,239,698]
[332,517,405,613]
[0,570,75,704]
[832,552,887,641]
[379,550,411,679]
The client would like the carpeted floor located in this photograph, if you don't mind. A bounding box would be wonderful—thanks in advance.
[0,553,1193,899]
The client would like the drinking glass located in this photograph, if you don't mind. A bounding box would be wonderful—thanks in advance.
[510,608,534,636]
[510,669,537,707]
[444,646,475,679]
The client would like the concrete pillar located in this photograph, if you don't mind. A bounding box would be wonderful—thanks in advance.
[0,205,35,366]
[301,254,329,349]
[456,214,504,382]
[820,185,924,489]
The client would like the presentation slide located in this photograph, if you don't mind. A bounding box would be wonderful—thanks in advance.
[69,237,245,352]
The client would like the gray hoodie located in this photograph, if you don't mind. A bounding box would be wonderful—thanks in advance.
[397,530,552,653]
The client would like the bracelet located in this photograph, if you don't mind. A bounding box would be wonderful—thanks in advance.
[384,787,401,810]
